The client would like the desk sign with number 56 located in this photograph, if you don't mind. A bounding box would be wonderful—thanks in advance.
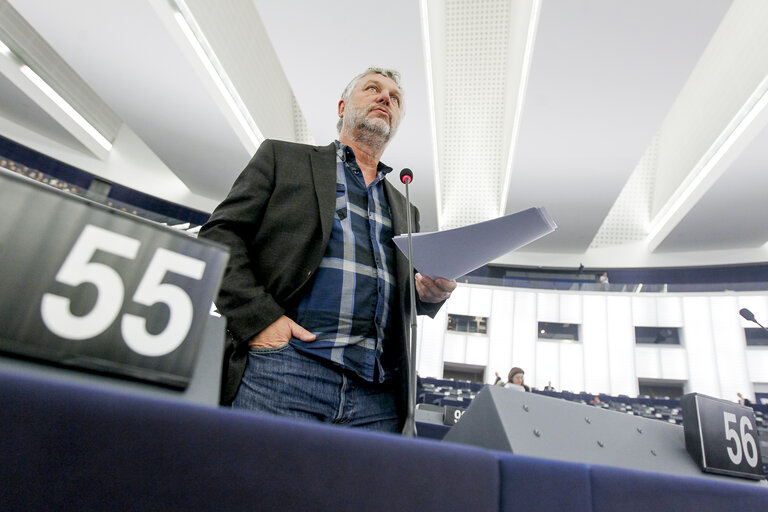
[681,392,765,480]
[0,169,228,389]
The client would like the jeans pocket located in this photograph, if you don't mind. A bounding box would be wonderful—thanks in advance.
[248,342,291,355]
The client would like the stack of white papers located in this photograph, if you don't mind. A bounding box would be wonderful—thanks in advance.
[393,207,556,280]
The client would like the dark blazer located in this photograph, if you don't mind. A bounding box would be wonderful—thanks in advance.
[199,139,442,421]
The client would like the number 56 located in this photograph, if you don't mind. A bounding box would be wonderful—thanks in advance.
[723,411,759,468]
[41,224,206,356]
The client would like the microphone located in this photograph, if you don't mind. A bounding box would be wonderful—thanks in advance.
[740,308,755,322]
[740,308,768,332]
[399,168,418,438]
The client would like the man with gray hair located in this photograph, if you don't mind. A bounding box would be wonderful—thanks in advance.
[200,67,456,433]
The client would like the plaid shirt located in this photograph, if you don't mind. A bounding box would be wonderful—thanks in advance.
[290,141,397,382]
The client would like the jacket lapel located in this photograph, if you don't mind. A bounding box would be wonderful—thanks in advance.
[310,142,339,245]
[384,179,415,293]
[385,179,410,236]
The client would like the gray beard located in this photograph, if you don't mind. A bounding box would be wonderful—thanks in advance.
[358,116,390,138]
[347,107,395,149]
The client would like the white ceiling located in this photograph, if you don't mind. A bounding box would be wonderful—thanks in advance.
[0,70,83,150]
[2,0,768,269]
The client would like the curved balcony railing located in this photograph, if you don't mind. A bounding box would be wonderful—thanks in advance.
[459,275,768,293]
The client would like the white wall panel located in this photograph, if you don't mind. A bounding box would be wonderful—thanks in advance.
[559,294,582,324]
[447,285,470,313]
[746,349,768,384]
[656,296,683,326]
[465,336,490,367]
[635,346,662,379]
[417,307,447,379]
[709,296,751,401]
[738,295,768,331]
[582,295,610,395]
[537,293,559,322]
[606,296,637,396]
[658,347,689,381]
[442,333,466,365]
[737,296,768,389]
[417,283,768,402]
[535,341,560,390]
[463,287,492,368]
[488,290,515,383]
[468,287,493,318]
[632,296,657,326]
[512,292,537,382]
[683,296,720,396]
[559,343,585,393]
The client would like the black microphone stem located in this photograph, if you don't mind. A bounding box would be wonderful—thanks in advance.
[401,179,419,438]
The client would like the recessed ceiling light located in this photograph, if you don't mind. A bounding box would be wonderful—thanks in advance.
[20,65,112,152]
[172,1,264,151]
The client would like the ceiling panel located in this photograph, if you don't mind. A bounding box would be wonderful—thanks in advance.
[0,70,85,152]
[656,122,768,252]
[506,0,731,253]
[3,0,768,267]
[10,0,252,198]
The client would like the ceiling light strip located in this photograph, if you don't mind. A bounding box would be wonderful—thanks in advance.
[172,0,263,150]
[647,75,768,247]
[20,65,112,152]
[0,36,112,152]
[420,0,443,229]
[499,0,542,217]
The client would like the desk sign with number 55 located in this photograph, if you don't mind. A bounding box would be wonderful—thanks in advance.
[681,393,765,480]
[0,169,228,389]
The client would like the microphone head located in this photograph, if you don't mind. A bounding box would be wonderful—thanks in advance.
[400,168,413,184]
[740,308,755,322]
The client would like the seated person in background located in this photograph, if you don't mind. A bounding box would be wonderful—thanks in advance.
[504,367,530,392]
[737,392,752,406]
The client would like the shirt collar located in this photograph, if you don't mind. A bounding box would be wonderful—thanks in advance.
[335,140,393,177]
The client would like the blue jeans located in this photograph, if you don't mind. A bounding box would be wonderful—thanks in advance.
[232,343,400,433]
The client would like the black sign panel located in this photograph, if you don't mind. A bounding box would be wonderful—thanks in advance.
[681,392,765,480]
[443,405,467,426]
[0,169,228,389]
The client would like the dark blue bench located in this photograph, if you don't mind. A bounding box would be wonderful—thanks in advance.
[2,368,767,511]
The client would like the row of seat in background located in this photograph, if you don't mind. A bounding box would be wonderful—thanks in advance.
[418,376,768,476]
[418,376,767,434]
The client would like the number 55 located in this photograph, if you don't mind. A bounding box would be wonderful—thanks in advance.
[41,224,206,356]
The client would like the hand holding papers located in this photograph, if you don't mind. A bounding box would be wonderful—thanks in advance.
[393,207,556,280]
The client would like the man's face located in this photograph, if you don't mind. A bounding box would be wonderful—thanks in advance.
[339,74,402,141]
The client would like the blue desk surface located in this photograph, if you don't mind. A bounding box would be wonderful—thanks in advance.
[1,369,766,511]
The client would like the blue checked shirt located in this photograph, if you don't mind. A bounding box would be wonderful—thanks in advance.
[289,141,397,382]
